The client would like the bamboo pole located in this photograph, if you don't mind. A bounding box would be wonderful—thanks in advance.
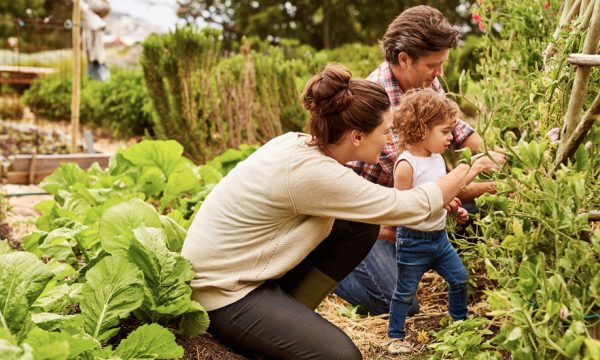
[554,92,600,167]
[580,0,589,16]
[558,0,600,143]
[543,0,582,66]
[71,0,81,154]
[567,53,600,65]
[580,0,596,29]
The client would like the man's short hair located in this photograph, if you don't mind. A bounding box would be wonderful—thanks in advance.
[382,5,459,64]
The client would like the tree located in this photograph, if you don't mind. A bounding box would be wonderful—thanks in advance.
[1,0,73,52]
[176,0,463,49]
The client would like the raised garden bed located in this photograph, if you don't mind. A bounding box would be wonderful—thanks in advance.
[0,121,109,184]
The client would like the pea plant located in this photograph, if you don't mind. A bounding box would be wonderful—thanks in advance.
[430,0,600,358]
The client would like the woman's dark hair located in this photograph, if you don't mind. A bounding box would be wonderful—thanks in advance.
[382,5,459,64]
[301,64,391,147]
[394,88,458,149]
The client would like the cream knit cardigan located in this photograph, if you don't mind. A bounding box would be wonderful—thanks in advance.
[182,132,443,311]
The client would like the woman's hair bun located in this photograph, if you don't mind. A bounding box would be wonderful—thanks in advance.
[301,64,353,116]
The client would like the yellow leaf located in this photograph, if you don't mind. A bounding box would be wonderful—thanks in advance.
[417,330,429,344]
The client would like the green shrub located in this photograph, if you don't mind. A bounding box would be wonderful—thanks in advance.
[443,35,485,94]
[141,26,222,163]
[21,74,80,120]
[306,42,382,78]
[83,69,154,138]
[0,97,24,120]
[21,70,153,138]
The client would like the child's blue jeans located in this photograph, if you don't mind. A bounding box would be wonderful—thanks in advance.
[388,226,468,339]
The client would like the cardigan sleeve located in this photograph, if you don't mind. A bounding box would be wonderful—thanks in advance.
[288,156,443,227]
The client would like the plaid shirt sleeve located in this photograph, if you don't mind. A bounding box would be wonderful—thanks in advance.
[450,120,476,149]
[346,143,398,188]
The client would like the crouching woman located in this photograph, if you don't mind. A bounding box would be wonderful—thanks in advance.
[181,64,504,360]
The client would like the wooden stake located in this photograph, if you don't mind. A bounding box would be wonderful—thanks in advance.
[543,0,582,66]
[559,0,600,143]
[71,0,81,154]
[554,91,600,168]
[567,53,600,66]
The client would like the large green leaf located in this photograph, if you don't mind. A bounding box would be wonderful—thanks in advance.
[0,328,33,360]
[161,165,198,208]
[99,199,162,256]
[79,256,144,343]
[40,163,89,197]
[114,323,183,359]
[198,164,223,184]
[0,253,54,342]
[23,327,70,360]
[128,227,198,323]
[159,215,187,253]
[179,300,210,337]
[121,140,189,178]
[135,167,166,197]
[31,313,74,332]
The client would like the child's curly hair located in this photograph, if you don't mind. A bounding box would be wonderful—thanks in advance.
[394,88,459,150]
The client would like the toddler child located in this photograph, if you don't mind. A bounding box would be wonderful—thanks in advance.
[387,88,471,354]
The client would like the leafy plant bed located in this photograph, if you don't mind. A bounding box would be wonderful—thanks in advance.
[116,315,248,360]
[0,120,76,158]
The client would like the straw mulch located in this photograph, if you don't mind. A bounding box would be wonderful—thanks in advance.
[318,270,491,359]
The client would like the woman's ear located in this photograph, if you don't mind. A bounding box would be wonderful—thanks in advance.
[350,129,363,147]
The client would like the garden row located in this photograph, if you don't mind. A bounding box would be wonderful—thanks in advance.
[0,140,256,359]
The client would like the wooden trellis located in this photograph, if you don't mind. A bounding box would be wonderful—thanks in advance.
[551,0,600,168]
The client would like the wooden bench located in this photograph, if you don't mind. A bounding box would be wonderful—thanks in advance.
[0,65,57,85]
[0,153,110,184]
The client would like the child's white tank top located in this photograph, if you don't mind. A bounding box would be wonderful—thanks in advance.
[395,151,447,231]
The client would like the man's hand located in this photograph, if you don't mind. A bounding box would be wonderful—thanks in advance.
[458,181,496,203]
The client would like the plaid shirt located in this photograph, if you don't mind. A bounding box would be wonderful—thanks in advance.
[347,62,475,187]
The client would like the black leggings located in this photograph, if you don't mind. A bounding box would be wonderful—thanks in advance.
[208,219,379,360]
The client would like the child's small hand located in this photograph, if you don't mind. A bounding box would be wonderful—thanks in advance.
[456,207,469,224]
[444,197,462,213]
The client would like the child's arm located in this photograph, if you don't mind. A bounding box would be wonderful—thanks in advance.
[393,160,413,190]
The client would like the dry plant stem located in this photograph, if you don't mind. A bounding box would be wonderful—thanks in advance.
[242,45,256,144]
[208,74,226,153]
[557,0,600,155]
[555,92,600,168]
[543,0,581,66]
